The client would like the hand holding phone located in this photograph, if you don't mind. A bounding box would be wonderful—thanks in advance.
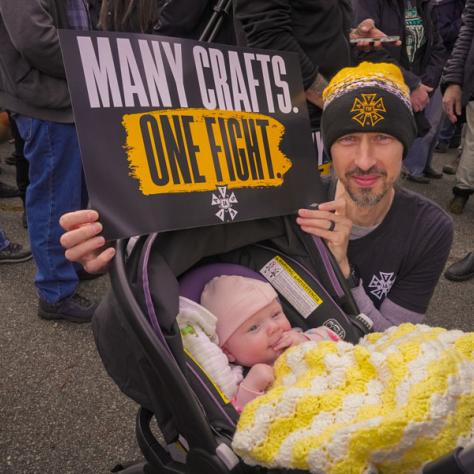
[350,35,400,44]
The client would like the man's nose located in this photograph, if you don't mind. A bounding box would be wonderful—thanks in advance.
[354,140,376,171]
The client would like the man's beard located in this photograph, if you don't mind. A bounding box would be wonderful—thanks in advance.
[340,166,390,208]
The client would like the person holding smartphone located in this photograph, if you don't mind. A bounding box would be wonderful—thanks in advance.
[233,1,395,182]
[353,0,447,184]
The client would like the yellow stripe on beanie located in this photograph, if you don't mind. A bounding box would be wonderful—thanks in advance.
[323,62,411,110]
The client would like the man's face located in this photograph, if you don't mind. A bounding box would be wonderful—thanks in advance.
[330,132,403,207]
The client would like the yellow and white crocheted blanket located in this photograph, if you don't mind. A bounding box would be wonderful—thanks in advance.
[232,324,474,474]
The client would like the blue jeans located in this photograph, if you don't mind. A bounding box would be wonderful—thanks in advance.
[0,227,9,251]
[437,114,456,145]
[404,87,444,177]
[14,116,83,303]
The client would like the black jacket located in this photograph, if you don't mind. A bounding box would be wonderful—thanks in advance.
[234,0,353,129]
[353,0,446,90]
[0,0,74,122]
[442,0,474,104]
[433,0,466,53]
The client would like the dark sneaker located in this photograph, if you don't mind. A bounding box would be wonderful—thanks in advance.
[406,174,430,184]
[424,166,442,179]
[445,252,474,282]
[448,195,469,215]
[38,292,97,323]
[0,181,20,198]
[0,242,32,264]
[449,138,461,149]
[442,164,457,175]
[434,142,449,153]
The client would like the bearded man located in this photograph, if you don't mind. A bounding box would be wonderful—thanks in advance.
[60,62,452,332]
[297,61,453,331]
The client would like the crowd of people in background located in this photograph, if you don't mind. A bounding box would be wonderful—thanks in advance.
[0,0,473,326]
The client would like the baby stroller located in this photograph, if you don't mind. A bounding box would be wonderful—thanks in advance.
[93,216,474,474]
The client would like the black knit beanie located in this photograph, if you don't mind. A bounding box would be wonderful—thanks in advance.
[321,62,417,157]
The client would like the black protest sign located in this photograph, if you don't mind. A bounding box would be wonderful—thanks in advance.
[59,30,324,240]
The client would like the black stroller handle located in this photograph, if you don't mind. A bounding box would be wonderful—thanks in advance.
[111,239,218,454]
[199,0,233,43]
[318,237,360,316]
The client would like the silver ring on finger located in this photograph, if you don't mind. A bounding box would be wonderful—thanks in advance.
[328,221,336,232]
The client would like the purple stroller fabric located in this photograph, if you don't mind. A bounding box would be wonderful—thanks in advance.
[179,262,267,302]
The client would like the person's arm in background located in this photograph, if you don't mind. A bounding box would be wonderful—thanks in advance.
[233,0,328,108]
[234,0,319,91]
[87,0,102,30]
[436,0,466,50]
[0,0,65,78]
[443,0,474,121]
[419,6,448,90]
[352,0,423,91]
[407,4,446,112]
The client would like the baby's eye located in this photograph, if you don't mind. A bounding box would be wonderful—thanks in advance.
[272,312,282,319]
[248,324,259,332]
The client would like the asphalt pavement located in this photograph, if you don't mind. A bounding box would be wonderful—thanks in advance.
[0,139,473,473]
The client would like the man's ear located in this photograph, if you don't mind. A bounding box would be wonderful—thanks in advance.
[222,345,236,363]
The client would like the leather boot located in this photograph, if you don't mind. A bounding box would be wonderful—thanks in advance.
[448,187,472,215]
[445,253,474,282]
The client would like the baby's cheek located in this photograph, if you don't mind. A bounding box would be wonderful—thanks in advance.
[281,322,292,333]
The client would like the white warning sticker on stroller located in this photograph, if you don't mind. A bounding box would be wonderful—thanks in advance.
[260,256,322,318]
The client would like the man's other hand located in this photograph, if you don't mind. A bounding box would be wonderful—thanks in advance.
[443,84,462,123]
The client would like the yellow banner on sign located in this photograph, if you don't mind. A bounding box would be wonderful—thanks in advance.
[122,108,292,195]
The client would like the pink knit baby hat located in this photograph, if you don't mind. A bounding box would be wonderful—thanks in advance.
[200,275,278,346]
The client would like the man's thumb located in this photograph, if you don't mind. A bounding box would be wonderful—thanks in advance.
[360,18,375,32]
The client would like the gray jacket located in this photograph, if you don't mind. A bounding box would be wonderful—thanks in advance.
[442,0,474,104]
[0,0,73,122]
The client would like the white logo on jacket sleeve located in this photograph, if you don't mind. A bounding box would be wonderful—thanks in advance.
[368,272,396,300]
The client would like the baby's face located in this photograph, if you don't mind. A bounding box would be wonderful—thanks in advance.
[223,299,291,367]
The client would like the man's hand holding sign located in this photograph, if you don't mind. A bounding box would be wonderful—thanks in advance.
[60,210,115,274]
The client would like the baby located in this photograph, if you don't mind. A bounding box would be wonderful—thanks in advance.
[200,275,339,411]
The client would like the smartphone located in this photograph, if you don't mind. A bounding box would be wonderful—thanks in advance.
[350,35,400,44]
